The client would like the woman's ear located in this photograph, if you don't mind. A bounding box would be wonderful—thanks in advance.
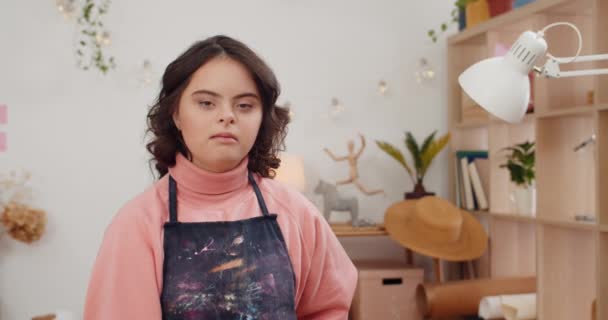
[172,113,181,131]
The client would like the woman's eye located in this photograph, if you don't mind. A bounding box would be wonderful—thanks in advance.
[237,104,253,110]
[198,101,214,107]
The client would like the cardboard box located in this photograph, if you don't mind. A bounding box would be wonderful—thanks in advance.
[350,260,424,320]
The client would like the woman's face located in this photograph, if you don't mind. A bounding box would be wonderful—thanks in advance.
[173,56,263,173]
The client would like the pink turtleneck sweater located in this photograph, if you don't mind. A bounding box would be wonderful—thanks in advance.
[84,153,357,319]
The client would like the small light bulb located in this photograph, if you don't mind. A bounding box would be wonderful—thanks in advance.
[415,58,436,84]
[56,0,77,19]
[137,59,154,87]
[329,98,345,118]
[378,80,388,95]
[95,31,112,46]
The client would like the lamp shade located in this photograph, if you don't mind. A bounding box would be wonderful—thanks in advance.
[458,31,547,123]
[274,153,307,192]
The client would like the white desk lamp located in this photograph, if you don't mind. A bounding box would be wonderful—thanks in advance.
[459,22,608,123]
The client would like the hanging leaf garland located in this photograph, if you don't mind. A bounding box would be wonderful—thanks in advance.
[75,0,115,74]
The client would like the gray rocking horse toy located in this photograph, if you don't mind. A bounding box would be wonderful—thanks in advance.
[315,134,382,227]
[314,180,364,226]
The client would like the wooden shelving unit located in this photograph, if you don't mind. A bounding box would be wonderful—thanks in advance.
[447,0,608,319]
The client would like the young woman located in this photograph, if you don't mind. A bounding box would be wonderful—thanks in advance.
[84,35,357,319]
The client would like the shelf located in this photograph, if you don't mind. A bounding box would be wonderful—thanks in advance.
[331,224,388,237]
[471,210,491,216]
[536,217,597,231]
[448,0,591,45]
[535,105,600,119]
[456,114,538,128]
[463,104,608,122]
[490,212,538,224]
[471,210,598,231]
[454,119,490,129]
[472,210,537,223]
[493,113,536,123]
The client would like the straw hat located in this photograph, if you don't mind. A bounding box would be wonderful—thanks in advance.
[384,196,488,261]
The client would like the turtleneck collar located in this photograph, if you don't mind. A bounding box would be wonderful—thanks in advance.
[168,153,250,196]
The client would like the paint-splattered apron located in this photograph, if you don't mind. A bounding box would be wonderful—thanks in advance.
[160,172,297,320]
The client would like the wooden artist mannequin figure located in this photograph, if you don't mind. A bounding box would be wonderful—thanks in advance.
[323,134,384,196]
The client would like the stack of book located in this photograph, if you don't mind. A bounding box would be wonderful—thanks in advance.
[455,150,489,211]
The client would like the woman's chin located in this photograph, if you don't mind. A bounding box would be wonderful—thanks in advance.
[193,155,244,172]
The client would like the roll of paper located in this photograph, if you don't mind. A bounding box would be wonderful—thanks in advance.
[478,293,537,319]
[416,277,536,318]
[478,296,503,319]
[501,293,536,320]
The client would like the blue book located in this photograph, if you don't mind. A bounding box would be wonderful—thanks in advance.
[456,150,488,162]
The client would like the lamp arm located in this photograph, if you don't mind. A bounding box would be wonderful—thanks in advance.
[536,54,608,78]
[538,22,583,64]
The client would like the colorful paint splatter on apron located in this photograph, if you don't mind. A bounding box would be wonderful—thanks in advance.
[161,173,296,320]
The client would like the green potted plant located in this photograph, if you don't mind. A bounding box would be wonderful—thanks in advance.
[428,0,476,43]
[376,131,450,199]
[499,141,536,215]
[428,0,514,42]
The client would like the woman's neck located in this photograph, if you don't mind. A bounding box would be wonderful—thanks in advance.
[168,152,249,196]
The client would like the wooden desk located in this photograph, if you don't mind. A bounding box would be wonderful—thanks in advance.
[331,223,388,237]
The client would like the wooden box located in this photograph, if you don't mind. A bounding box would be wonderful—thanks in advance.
[350,260,424,320]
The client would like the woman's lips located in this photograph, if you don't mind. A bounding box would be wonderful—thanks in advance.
[211,133,238,143]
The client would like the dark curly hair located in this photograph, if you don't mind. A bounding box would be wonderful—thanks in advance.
[145,35,290,179]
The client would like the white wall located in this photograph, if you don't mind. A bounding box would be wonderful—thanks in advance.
[0,0,454,318]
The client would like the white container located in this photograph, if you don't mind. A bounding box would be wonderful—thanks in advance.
[511,185,536,216]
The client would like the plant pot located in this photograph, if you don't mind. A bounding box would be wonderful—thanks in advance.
[405,182,435,199]
[487,0,512,17]
[405,190,435,200]
[465,0,490,28]
[510,185,536,216]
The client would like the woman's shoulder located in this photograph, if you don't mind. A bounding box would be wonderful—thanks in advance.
[256,175,321,222]
[109,176,169,231]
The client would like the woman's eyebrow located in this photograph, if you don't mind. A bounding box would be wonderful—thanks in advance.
[191,90,259,101]
[191,89,220,97]
[233,92,260,101]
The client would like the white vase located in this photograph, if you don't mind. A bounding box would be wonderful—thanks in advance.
[511,184,536,216]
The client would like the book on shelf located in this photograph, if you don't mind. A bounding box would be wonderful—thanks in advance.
[469,159,489,210]
[455,150,489,211]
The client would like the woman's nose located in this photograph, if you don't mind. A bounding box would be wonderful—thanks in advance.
[218,105,236,124]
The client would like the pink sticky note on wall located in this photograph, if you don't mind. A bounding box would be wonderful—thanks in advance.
[0,104,6,124]
[0,132,6,152]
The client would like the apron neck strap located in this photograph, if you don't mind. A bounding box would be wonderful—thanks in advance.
[169,175,178,223]
[248,172,270,217]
